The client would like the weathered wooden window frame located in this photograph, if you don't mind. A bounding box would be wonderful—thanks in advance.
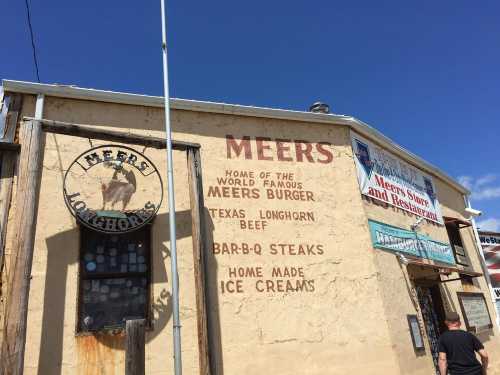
[0,116,213,375]
[77,223,153,334]
[445,220,469,266]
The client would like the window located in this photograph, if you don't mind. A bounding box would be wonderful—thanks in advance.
[445,220,469,266]
[78,224,151,332]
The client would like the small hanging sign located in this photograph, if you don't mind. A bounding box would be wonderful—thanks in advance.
[63,144,163,233]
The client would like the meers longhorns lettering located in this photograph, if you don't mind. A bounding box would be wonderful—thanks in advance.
[63,145,163,233]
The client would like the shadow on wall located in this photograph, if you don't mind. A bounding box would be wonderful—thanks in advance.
[36,209,224,375]
[203,207,224,375]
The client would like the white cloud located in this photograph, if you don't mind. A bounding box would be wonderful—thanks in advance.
[457,175,473,190]
[476,174,497,187]
[458,174,500,201]
[472,187,500,200]
[476,218,500,232]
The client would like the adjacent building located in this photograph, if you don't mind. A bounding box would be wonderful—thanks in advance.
[479,230,500,323]
[0,80,498,374]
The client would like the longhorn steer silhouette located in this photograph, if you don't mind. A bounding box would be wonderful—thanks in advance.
[101,166,137,211]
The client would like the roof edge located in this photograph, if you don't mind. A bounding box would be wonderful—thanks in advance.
[2,79,470,195]
[478,230,500,236]
[2,79,354,125]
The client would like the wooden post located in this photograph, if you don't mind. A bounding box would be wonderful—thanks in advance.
[187,148,212,375]
[0,93,22,274]
[125,319,146,375]
[1,120,46,375]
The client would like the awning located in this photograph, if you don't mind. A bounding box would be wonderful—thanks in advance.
[443,216,472,229]
[406,257,482,282]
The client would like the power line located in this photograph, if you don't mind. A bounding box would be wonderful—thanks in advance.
[24,0,40,82]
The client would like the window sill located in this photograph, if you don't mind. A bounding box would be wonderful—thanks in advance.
[75,321,153,337]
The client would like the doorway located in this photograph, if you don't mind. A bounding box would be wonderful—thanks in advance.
[415,284,446,375]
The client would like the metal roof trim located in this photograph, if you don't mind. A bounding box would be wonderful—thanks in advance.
[2,79,470,195]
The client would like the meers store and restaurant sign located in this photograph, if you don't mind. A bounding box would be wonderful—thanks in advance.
[63,145,163,233]
[351,132,443,224]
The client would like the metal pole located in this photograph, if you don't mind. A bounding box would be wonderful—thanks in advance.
[159,1,182,374]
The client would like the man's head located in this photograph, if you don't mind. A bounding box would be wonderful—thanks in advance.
[445,311,461,329]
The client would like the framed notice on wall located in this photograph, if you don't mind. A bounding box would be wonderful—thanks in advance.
[457,292,493,333]
[407,315,425,351]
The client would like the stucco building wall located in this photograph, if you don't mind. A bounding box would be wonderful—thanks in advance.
[0,92,498,374]
[361,159,500,374]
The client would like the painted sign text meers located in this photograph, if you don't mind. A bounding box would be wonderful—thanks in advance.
[226,135,334,163]
[63,145,163,233]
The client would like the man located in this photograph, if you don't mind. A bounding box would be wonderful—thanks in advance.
[438,311,489,375]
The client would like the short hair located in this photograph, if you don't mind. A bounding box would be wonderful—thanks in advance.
[445,311,460,322]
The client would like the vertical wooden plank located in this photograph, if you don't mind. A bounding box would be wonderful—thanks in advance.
[0,119,46,375]
[187,147,212,375]
[0,93,23,274]
[125,319,146,375]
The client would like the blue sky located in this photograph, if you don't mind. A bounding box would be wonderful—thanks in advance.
[2,0,499,231]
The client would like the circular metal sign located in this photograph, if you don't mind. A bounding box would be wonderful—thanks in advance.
[63,145,163,233]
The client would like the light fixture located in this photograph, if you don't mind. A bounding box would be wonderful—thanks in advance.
[465,207,482,217]
[411,216,425,231]
[396,252,409,266]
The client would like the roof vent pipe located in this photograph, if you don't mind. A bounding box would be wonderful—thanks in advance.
[309,102,330,114]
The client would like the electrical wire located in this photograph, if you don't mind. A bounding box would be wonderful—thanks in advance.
[24,0,40,82]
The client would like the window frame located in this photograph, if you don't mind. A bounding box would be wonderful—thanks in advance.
[76,223,153,334]
[457,292,493,333]
[444,220,469,266]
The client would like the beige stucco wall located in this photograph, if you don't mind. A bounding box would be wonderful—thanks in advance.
[2,95,201,375]
[0,93,498,374]
[361,151,500,374]
[173,110,400,374]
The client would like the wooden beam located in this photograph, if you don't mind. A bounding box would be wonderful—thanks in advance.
[187,148,212,375]
[125,319,146,375]
[1,119,46,375]
[0,142,20,152]
[1,95,21,143]
[0,94,22,274]
[23,117,201,151]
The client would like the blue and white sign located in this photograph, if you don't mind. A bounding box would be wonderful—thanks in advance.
[368,219,455,265]
[351,132,444,224]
